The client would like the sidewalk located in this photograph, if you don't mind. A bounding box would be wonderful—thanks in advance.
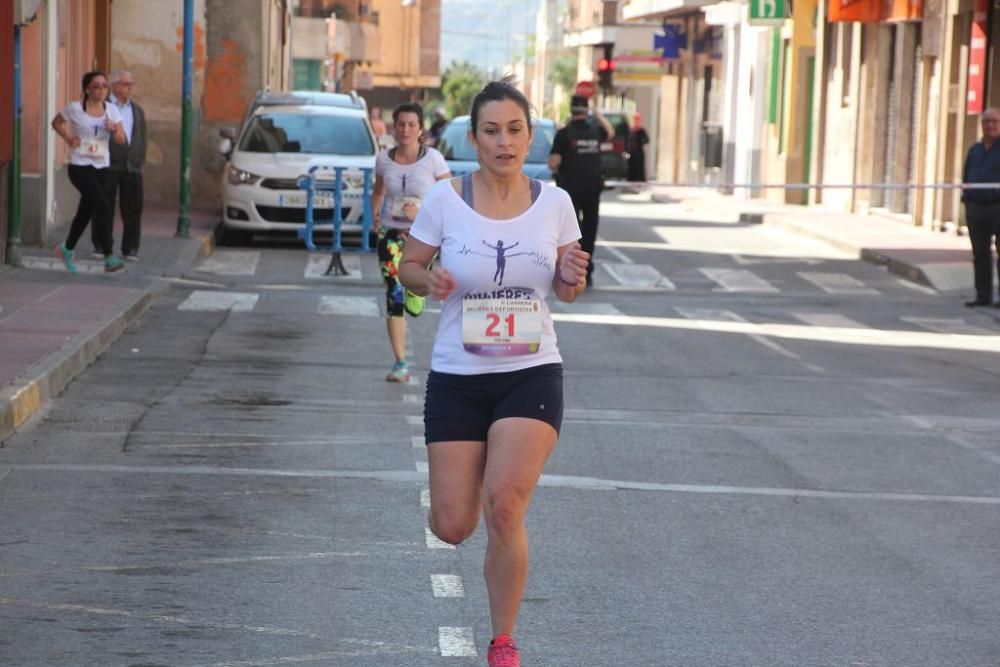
[647,185,974,294]
[0,205,219,442]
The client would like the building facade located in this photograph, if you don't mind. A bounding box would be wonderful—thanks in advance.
[623,0,1000,231]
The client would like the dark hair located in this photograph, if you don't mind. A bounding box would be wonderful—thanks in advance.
[469,76,533,135]
[81,70,107,109]
[392,102,424,126]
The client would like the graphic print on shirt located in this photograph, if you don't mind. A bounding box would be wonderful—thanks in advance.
[457,238,553,357]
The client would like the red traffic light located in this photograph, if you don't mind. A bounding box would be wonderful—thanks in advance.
[597,57,615,72]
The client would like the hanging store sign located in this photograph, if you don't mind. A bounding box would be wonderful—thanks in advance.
[883,0,924,21]
[967,0,989,114]
[828,0,883,21]
[749,0,787,26]
[653,23,687,60]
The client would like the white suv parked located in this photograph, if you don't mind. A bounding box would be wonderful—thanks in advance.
[219,91,377,245]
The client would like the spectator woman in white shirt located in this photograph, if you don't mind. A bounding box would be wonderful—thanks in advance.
[370,103,451,383]
[51,70,127,273]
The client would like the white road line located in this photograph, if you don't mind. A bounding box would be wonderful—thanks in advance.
[438,627,477,657]
[426,527,456,549]
[598,241,633,264]
[8,463,1000,505]
[792,312,870,329]
[304,253,362,280]
[85,552,366,571]
[902,317,995,336]
[550,312,1000,354]
[553,301,624,316]
[406,415,423,426]
[0,596,322,638]
[675,308,825,373]
[603,262,675,289]
[411,436,425,448]
[178,291,259,312]
[317,295,381,317]
[700,268,779,293]
[421,488,431,508]
[798,272,880,295]
[403,394,421,404]
[431,574,465,598]
[195,251,260,276]
[415,461,428,473]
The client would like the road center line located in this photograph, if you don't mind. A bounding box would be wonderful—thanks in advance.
[3,464,998,505]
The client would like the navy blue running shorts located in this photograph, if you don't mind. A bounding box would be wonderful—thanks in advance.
[423,363,564,444]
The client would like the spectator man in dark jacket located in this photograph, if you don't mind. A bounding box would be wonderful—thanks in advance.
[94,70,146,261]
[962,107,1000,307]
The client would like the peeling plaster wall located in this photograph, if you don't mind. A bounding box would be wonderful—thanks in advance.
[111,0,283,209]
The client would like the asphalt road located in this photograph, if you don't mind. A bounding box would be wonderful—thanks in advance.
[2,192,999,666]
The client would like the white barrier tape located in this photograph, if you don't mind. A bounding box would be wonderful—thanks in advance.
[605,181,1000,191]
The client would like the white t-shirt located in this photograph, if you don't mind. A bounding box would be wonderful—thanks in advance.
[61,101,123,168]
[375,147,450,231]
[409,180,581,375]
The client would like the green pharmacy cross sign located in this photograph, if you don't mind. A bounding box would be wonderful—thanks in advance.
[750,0,788,25]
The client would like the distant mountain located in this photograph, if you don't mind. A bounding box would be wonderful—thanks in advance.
[441,0,543,75]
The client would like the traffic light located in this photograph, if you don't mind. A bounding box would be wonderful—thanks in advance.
[597,46,615,93]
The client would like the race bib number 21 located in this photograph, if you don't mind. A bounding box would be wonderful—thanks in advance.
[462,298,543,356]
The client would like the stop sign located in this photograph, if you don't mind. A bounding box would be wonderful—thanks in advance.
[574,81,596,98]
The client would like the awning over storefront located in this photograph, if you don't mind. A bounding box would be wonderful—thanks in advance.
[828,0,922,22]
[623,0,717,20]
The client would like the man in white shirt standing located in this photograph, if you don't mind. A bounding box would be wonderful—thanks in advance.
[93,70,146,261]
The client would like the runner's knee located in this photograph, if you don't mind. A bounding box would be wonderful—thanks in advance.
[429,509,478,545]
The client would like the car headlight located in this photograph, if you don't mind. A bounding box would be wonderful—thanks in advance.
[341,172,365,191]
[227,164,262,186]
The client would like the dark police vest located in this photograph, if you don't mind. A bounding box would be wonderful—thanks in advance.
[555,118,603,193]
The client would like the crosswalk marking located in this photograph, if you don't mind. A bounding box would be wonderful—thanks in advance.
[700,268,779,293]
[194,251,260,276]
[304,253,362,280]
[601,262,675,289]
[22,255,105,274]
[798,272,880,295]
[792,312,870,329]
[316,295,380,317]
[902,317,995,336]
[177,291,259,312]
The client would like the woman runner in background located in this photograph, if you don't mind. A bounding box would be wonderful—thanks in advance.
[399,78,589,667]
[370,102,451,383]
[52,70,127,273]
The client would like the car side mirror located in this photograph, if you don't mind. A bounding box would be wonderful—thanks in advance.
[219,137,233,158]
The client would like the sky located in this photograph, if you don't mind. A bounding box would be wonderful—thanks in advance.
[440,0,544,74]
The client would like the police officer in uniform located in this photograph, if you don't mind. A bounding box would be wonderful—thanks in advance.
[549,95,614,286]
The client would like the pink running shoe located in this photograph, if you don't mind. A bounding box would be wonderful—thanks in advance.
[487,635,520,667]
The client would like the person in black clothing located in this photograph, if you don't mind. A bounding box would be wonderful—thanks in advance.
[548,95,614,286]
[962,107,1000,308]
[627,111,649,188]
[427,107,448,147]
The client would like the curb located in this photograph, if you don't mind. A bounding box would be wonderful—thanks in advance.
[0,284,164,443]
[0,226,217,444]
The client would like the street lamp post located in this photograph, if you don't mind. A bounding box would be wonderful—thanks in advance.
[176,0,194,238]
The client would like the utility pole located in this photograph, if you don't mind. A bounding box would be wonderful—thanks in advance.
[6,24,23,266]
[176,0,194,238]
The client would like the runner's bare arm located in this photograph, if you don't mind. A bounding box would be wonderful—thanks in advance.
[371,174,385,230]
[400,236,456,300]
[552,242,588,302]
[51,114,79,148]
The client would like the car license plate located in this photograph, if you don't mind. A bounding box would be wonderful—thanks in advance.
[279,192,334,208]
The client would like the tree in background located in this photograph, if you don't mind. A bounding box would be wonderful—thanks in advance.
[441,61,487,118]
[548,54,578,120]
